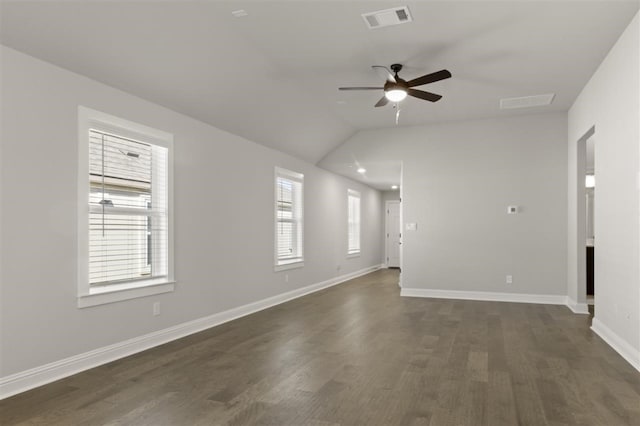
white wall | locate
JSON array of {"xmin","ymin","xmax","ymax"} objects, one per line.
[
  {"xmin": 321, "ymin": 113, "xmax": 568, "ymax": 296},
  {"xmin": 381, "ymin": 190, "xmax": 400, "ymax": 204},
  {"xmin": 568, "ymin": 13, "xmax": 639, "ymax": 366},
  {"xmin": 0, "ymin": 46, "xmax": 383, "ymax": 378}
]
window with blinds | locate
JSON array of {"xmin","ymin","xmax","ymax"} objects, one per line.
[
  {"xmin": 275, "ymin": 168, "xmax": 304, "ymax": 268},
  {"xmin": 89, "ymin": 129, "xmax": 168, "ymax": 287},
  {"xmin": 348, "ymin": 189, "xmax": 361, "ymax": 255}
]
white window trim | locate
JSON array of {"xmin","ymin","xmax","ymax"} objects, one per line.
[
  {"xmin": 274, "ymin": 260, "xmax": 305, "ymax": 272},
  {"xmin": 274, "ymin": 167, "xmax": 304, "ymax": 271},
  {"xmin": 77, "ymin": 106, "xmax": 175, "ymax": 308},
  {"xmin": 347, "ymin": 189, "xmax": 361, "ymax": 257}
]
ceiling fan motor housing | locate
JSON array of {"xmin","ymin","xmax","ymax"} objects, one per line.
[
  {"xmin": 390, "ymin": 63, "xmax": 403, "ymax": 74},
  {"xmin": 384, "ymin": 79, "xmax": 408, "ymax": 93},
  {"xmin": 385, "ymin": 64, "xmax": 407, "ymax": 93}
]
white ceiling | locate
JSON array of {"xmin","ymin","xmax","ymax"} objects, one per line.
[{"xmin": 1, "ymin": 1, "xmax": 638, "ymax": 189}]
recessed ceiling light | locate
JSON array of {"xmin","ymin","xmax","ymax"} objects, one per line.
[
  {"xmin": 231, "ymin": 9, "xmax": 248, "ymax": 18},
  {"xmin": 357, "ymin": 167, "xmax": 366, "ymax": 174},
  {"xmin": 391, "ymin": 185, "xmax": 398, "ymax": 189}
]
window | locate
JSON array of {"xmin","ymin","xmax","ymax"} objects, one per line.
[
  {"xmin": 78, "ymin": 107, "xmax": 173, "ymax": 307},
  {"xmin": 275, "ymin": 167, "xmax": 303, "ymax": 270},
  {"xmin": 348, "ymin": 189, "xmax": 361, "ymax": 255}
]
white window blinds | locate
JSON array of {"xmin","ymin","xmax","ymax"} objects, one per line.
[
  {"xmin": 275, "ymin": 168, "xmax": 303, "ymax": 266},
  {"xmin": 348, "ymin": 189, "xmax": 361, "ymax": 255},
  {"xmin": 89, "ymin": 130, "xmax": 168, "ymax": 286}
]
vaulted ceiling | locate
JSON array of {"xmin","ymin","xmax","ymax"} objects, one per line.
[{"xmin": 1, "ymin": 1, "xmax": 638, "ymax": 188}]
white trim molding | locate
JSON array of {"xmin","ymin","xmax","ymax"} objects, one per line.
[
  {"xmin": 591, "ymin": 318, "xmax": 640, "ymax": 372},
  {"xmin": 400, "ymin": 287, "xmax": 568, "ymax": 306},
  {"xmin": 0, "ymin": 264, "xmax": 383, "ymax": 400},
  {"xmin": 565, "ymin": 297, "xmax": 590, "ymax": 314}
]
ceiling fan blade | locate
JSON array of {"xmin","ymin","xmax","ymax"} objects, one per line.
[
  {"xmin": 374, "ymin": 96, "xmax": 389, "ymax": 107},
  {"xmin": 407, "ymin": 69, "xmax": 452, "ymax": 87},
  {"xmin": 372, "ymin": 65, "xmax": 396, "ymax": 83},
  {"xmin": 408, "ymin": 89, "xmax": 442, "ymax": 102},
  {"xmin": 339, "ymin": 87, "xmax": 383, "ymax": 91}
]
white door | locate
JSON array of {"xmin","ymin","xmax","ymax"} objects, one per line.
[{"xmin": 386, "ymin": 201, "xmax": 401, "ymax": 268}]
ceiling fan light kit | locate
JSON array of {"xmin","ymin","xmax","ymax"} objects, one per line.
[
  {"xmin": 385, "ymin": 89, "xmax": 407, "ymax": 102},
  {"xmin": 383, "ymin": 63, "xmax": 409, "ymax": 103},
  {"xmin": 339, "ymin": 63, "xmax": 451, "ymax": 108}
]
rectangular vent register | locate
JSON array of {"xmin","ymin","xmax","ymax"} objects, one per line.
[{"xmin": 362, "ymin": 6, "xmax": 412, "ymax": 29}]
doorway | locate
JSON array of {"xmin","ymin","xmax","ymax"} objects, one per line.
[
  {"xmin": 585, "ymin": 135, "xmax": 595, "ymax": 307},
  {"xmin": 573, "ymin": 126, "xmax": 594, "ymax": 316},
  {"xmin": 385, "ymin": 200, "xmax": 401, "ymax": 269}
]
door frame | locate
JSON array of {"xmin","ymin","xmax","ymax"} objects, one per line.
[{"xmin": 570, "ymin": 126, "xmax": 593, "ymax": 314}]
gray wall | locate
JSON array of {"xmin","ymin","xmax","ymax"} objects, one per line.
[
  {"xmin": 568, "ymin": 13, "xmax": 639, "ymax": 357},
  {"xmin": 0, "ymin": 46, "xmax": 383, "ymax": 377},
  {"xmin": 381, "ymin": 191, "xmax": 401, "ymax": 204},
  {"xmin": 321, "ymin": 113, "xmax": 568, "ymax": 295}
]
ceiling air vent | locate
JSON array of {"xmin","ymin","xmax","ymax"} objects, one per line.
[
  {"xmin": 362, "ymin": 6, "xmax": 412, "ymax": 29},
  {"xmin": 500, "ymin": 94, "xmax": 555, "ymax": 109}
]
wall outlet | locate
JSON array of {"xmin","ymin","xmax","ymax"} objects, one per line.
[
  {"xmin": 506, "ymin": 275, "xmax": 513, "ymax": 284},
  {"xmin": 337, "ymin": 264, "xmax": 341, "ymax": 272},
  {"xmin": 153, "ymin": 302, "xmax": 160, "ymax": 316},
  {"xmin": 285, "ymin": 274, "xmax": 289, "ymax": 283}
]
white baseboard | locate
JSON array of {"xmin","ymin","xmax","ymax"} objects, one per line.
[
  {"xmin": 400, "ymin": 287, "xmax": 567, "ymax": 305},
  {"xmin": 0, "ymin": 264, "xmax": 382, "ymax": 400},
  {"xmin": 591, "ymin": 317, "xmax": 640, "ymax": 372},
  {"xmin": 566, "ymin": 297, "xmax": 590, "ymax": 314}
]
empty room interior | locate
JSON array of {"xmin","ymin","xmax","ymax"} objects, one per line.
[{"xmin": 1, "ymin": 1, "xmax": 639, "ymax": 425}]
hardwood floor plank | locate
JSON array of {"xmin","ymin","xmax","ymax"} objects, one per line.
[
  {"xmin": 487, "ymin": 371, "xmax": 518, "ymax": 426},
  {"xmin": 467, "ymin": 351, "xmax": 489, "ymax": 383},
  {"xmin": 536, "ymin": 378, "xmax": 576, "ymax": 425}
]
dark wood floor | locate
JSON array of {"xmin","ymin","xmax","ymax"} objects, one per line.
[{"xmin": 2, "ymin": 269, "xmax": 639, "ymax": 425}]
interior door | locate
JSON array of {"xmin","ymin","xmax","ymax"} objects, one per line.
[{"xmin": 386, "ymin": 201, "xmax": 401, "ymax": 268}]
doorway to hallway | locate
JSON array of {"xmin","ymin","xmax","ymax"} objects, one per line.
[{"xmin": 385, "ymin": 200, "xmax": 401, "ymax": 269}]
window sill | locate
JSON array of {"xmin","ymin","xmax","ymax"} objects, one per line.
[
  {"xmin": 274, "ymin": 261, "xmax": 304, "ymax": 272},
  {"xmin": 78, "ymin": 279, "xmax": 175, "ymax": 308},
  {"xmin": 347, "ymin": 252, "xmax": 361, "ymax": 258}
]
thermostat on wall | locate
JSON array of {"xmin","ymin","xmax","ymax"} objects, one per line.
[{"xmin": 507, "ymin": 206, "xmax": 518, "ymax": 214}]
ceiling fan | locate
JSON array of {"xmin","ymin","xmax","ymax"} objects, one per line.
[{"xmin": 339, "ymin": 64, "xmax": 451, "ymax": 107}]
